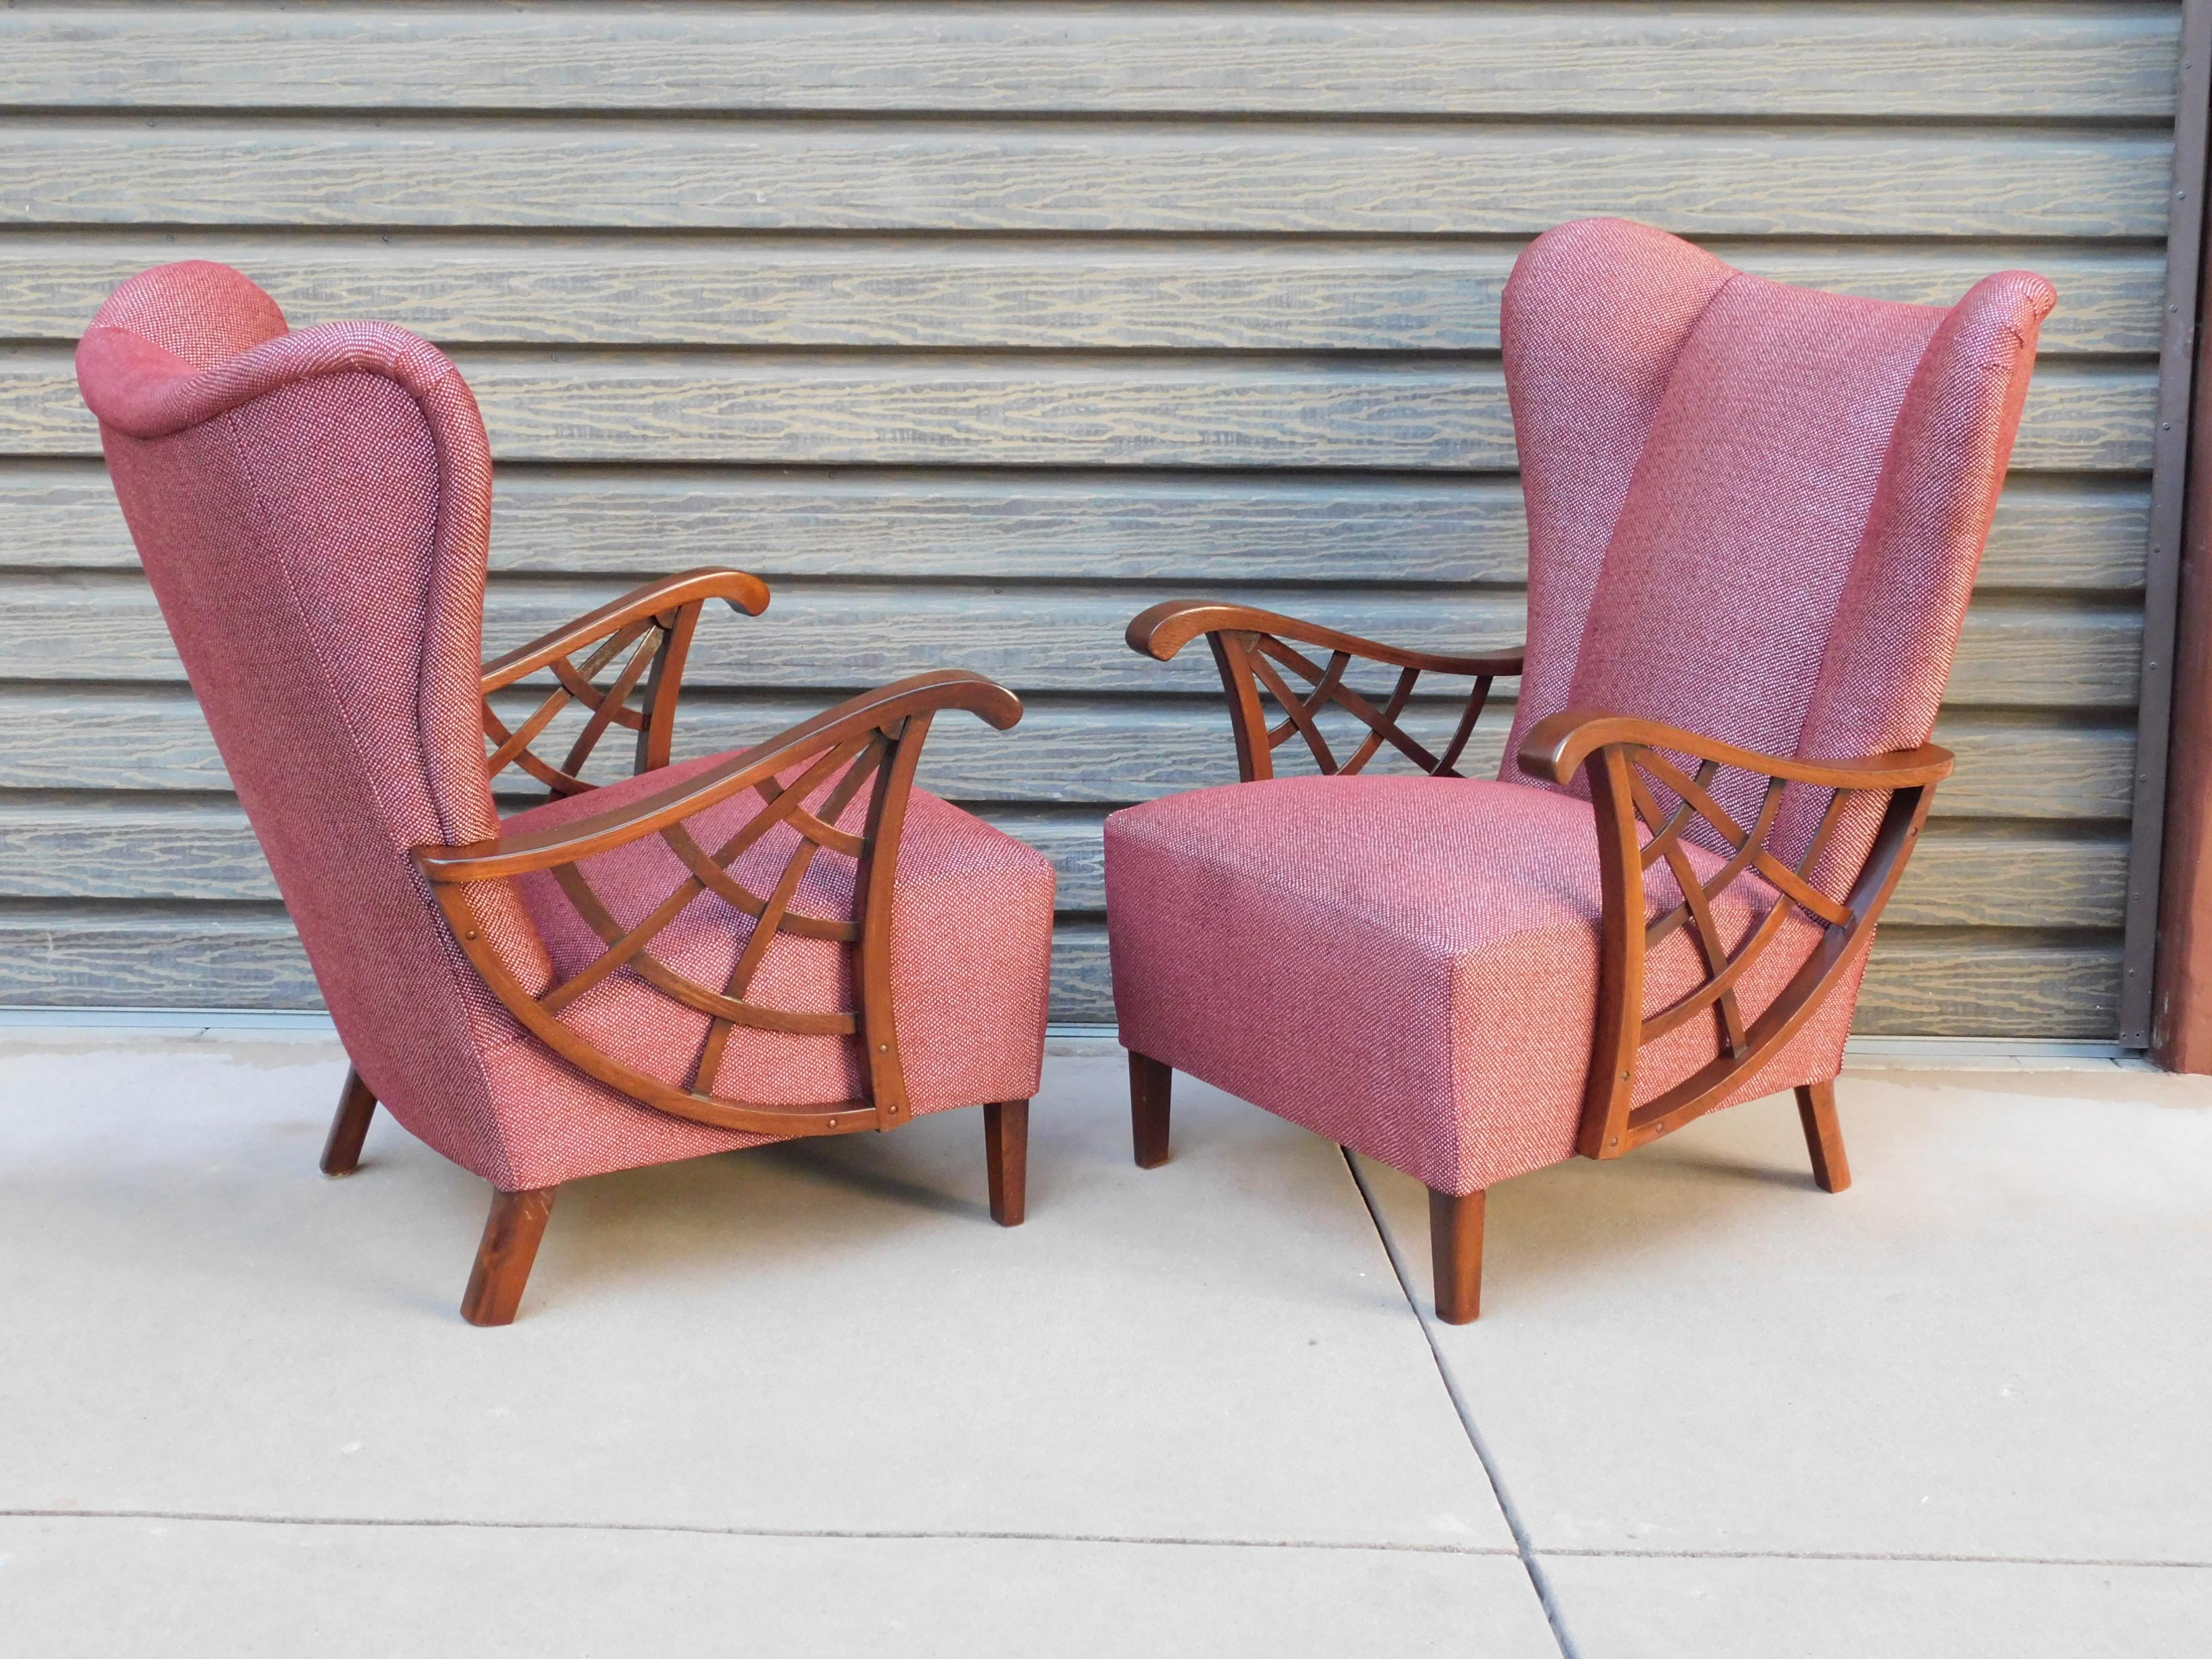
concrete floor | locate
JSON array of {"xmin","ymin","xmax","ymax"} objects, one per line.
[{"xmin": 0, "ymin": 1033, "xmax": 2205, "ymax": 1656}]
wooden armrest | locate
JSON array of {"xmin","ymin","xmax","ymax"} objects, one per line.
[
  {"xmin": 420, "ymin": 668, "xmax": 1021, "ymax": 1143},
  {"xmin": 1516, "ymin": 706, "xmax": 1950, "ymax": 1166},
  {"xmin": 424, "ymin": 670, "xmax": 1019, "ymax": 882},
  {"xmin": 480, "ymin": 567, "xmax": 775, "ymax": 790},
  {"xmin": 1126, "ymin": 599, "xmax": 1524, "ymax": 678},
  {"xmin": 482, "ymin": 567, "xmax": 771, "ymax": 691},
  {"xmin": 1515, "ymin": 710, "xmax": 1954, "ymax": 791},
  {"xmin": 1124, "ymin": 600, "xmax": 1520, "ymax": 783}
]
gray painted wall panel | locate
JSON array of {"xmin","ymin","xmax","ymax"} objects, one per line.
[{"xmin": 0, "ymin": 2, "xmax": 2180, "ymax": 1036}]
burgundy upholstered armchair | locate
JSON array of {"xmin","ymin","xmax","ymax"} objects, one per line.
[
  {"xmin": 77, "ymin": 263, "xmax": 1056, "ymax": 1324},
  {"xmin": 1106, "ymin": 218, "xmax": 2054, "ymax": 1322}
]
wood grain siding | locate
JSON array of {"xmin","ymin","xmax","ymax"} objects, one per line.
[
  {"xmin": 2, "ymin": 6, "xmax": 2178, "ymax": 117},
  {"xmin": 0, "ymin": 1, "xmax": 2180, "ymax": 1039}
]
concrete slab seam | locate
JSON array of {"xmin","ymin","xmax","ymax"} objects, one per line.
[
  {"xmin": 0, "ymin": 1508, "xmax": 1522, "ymax": 1557},
  {"xmin": 1343, "ymin": 1150, "xmax": 1584, "ymax": 1659},
  {"xmin": 1536, "ymin": 1545, "xmax": 2212, "ymax": 1570}
]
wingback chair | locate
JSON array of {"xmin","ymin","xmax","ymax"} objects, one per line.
[
  {"xmin": 1107, "ymin": 218, "xmax": 2054, "ymax": 1322},
  {"xmin": 77, "ymin": 263, "xmax": 1057, "ymax": 1324}
]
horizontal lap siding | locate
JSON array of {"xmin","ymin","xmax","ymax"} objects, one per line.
[{"xmin": 0, "ymin": 2, "xmax": 2181, "ymax": 1038}]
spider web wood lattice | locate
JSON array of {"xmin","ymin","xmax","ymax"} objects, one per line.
[
  {"xmin": 1218, "ymin": 628, "xmax": 1494, "ymax": 781},
  {"xmin": 483, "ymin": 614, "xmax": 680, "ymax": 797},
  {"xmin": 1619, "ymin": 746, "xmax": 1862, "ymax": 1067}
]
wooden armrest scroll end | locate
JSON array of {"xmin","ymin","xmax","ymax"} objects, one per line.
[
  {"xmin": 481, "ymin": 567, "xmax": 772, "ymax": 690},
  {"xmin": 1516, "ymin": 710, "xmax": 1954, "ymax": 791},
  {"xmin": 1125, "ymin": 598, "xmax": 1523, "ymax": 678}
]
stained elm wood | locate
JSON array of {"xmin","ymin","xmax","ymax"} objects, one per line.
[
  {"xmin": 1518, "ymin": 709, "xmax": 1947, "ymax": 1155},
  {"xmin": 983, "ymin": 1100, "xmax": 1029, "ymax": 1227},
  {"xmin": 0, "ymin": 346, "xmax": 2159, "ymax": 476},
  {"xmin": 1, "ymin": 461, "xmax": 2153, "ymax": 590},
  {"xmin": 0, "ymin": 121, "xmax": 2169, "ymax": 240},
  {"xmin": 1130, "ymin": 600, "xmax": 1523, "ymax": 680},
  {"xmin": 0, "ymin": 689, "xmax": 2141, "ymax": 822},
  {"xmin": 320, "ymin": 1067, "xmax": 377, "ymax": 1178},
  {"xmin": 1795, "ymin": 1081, "xmax": 1851, "ymax": 1194},
  {"xmin": 1130, "ymin": 1052, "xmax": 1172, "ymax": 1168},
  {"xmin": 420, "ymin": 670, "xmax": 1020, "ymax": 1137},
  {"xmin": 480, "ymin": 567, "xmax": 769, "ymax": 684},
  {"xmin": 460, "ymin": 1186, "xmax": 557, "ymax": 1328},
  {"xmin": 1520, "ymin": 715, "xmax": 1953, "ymax": 794},
  {"xmin": 1428, "ymin": 1188, "xmax": 1486, "ymax": 1326},
  {"xmin": 0, "ymin": 7, "xmax": 2177, "ymax": 117},
  {"xmin": 0, "ymin": 575, "xmax": 2148, "ymax": 712},
  {"xmin": 1147, "ymin": 609, "xmax": 1516, "ymax": 784},
  {"xmin": 0, "ymin": 237, "xmax": 2165, "ymax": 358},
  {"xmin": 476, "ymin": 567, "xmax": 773, "ymax": 797}
]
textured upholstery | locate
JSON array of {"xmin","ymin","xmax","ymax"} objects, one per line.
[
  {"xmin": 1110, "ymin": 219, "xmax": 2051, "ymax": 1193},
  {"xmin": 1107, "ymin": 777, "xmax": 1841, "ymax": 1193},
  {"xmin": 79, "ymin": 261, "xmax": 1052, "ymax": 1192}
]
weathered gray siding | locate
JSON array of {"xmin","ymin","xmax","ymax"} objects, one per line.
[{"xmin": 0, "ymin": 2, "xmax": 2183, "ymax": 1036}]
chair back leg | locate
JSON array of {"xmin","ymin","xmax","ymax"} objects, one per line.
[
  {"xmin": 1129, "ymin": 1051, "xmax": 1172, "ymax": 1168},
  {"xmin": 321, "ymin": 1067, "xmax": 377, "ymax": 1177},
  {"xmin": 1795, "ymin": 1081, "xmax": 1852, "ymax": 1193},
  {"xmin": 984, "ymin": 1099, "xmax": 1030, "ymax": 1226},
  {"xmin": 1428, "ymin": 1187, "xmax": 1487, "ymax": 1324},
  {"xmin": 461, "ymin": 1186, "xmax": 558, "ymax": 1326}
]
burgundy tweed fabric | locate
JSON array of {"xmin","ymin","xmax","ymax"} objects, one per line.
[
  {"xmin": 79, "ymin": 262, "xmax": 1052, "ymax": 1192},
  {"xmin": 1107, "ymin": 777, "xmax": 1841, "ymax": 1194},
  {"xmin": 1109, "ymin": 219, "xmax": 2052, "ymax": 1194}
]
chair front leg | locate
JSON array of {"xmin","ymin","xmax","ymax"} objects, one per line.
[
  {"xmin": 984, "ymin": 1100, "xmax": 1030, "ymax": 1226},
  {"xmin": 1428, "ymin": 1187, "xmax": 1486, "ymax": 1324},
  {"xmin": 462, "ymin": 1186, "xmax": 558, "ymax": 1326},
  {"xmin": 1129, "ymin": 1051, "xmax": 1172, "ymax": 1168},
  {"xmin": 1795, "ymin": 1081, "xmax": 1851, "ymax": 1193},
  {"xmin": 321, "ymin": 1067, "xmax": 377, "ymax": 1177}
]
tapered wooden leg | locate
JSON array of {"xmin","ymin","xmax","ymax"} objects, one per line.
[
  {"xmin": 984, "ymin": 1099, "xmax": 1029, "ymax": 1227},
  {"xmin": 320, "ymin": 1066, "xmax": 377, "ymax": 1177},
  {"xmin": 1428, "ymin": 1187, "xmax": 1486, "ymax": 1325},
  {"xmin": 460, "ymin": 1186, "xmax": 556, "ymax": 1327},
  {"xmin": 1130, "ymin": 1050, "xmax": 1172, "ymax": 1168},
  {"xmin": 1795, "ymin": 1080, "xmax": 1851, "ymax": 1193}
]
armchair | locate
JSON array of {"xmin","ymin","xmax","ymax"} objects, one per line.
[
  {"xmin": 1107, "ymin": 218, "xmax": 2053, "ymax": 1322},
  {"xmin": 78, "ymin": 262, "xmax": 1056, "ymax": 1324}
]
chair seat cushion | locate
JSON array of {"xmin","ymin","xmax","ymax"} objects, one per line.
[
  {"xmin": 1105, "ymin": 775, "xmax": 1849, "ymax": 1194},
  {"xmin": 499, "ymin": 750, "xmax": 1054, "ymax": 1120}
]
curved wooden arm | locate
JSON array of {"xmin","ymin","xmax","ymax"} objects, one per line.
[
  {"xmin": 1128, "ymin": 599, "xmax": 1525, "ymax": 678},
  {"xmin": 1516, "ymin": 710, "xmax": 1954, "ymax": 791},
  {"xmin": 1125, "ymin": 598, "xmax": 1523, "ymax": 783},
  {"xmin": 419, "ymin": 669, "xmax": 1023, "ymax": 1144},
  {"xmin": 425, "ymin": 671, "xmax": 1019, "ymax": 881},
  {"xmin": 480, "ymin": 567, "xmax": 773, "ymax": 793},
  {"xmin": 1519, "ymin": 707, "xmax": 1946, "ymax": 1164},
  {"xmin": 482, "ymin": 567, "xmax": 771, "ymax": 689}
]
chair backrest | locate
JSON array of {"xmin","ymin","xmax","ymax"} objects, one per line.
[
  {"xmin": 1498, "ymin": 218, "xmax": 2054, "ymax": 866},
  {"xmin": 78, "ymin": 264, "xmax": 543, "ymax": 1172}
]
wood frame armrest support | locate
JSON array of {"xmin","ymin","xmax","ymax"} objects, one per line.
[
  {"xmin": 1515, "ymin": 709, "xmax": 1951, "ymax": 1162},
  {"xmin": 420, "ymin": 670, "xmax": 1023, "ymax": 1141},
  {"xmin": 480, "ymin": 567, "xmax": 775, "ymax": 795},
  {"xmin": 1125, "ymin": 598, "xmax": 1525, "ymax": 782}
]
